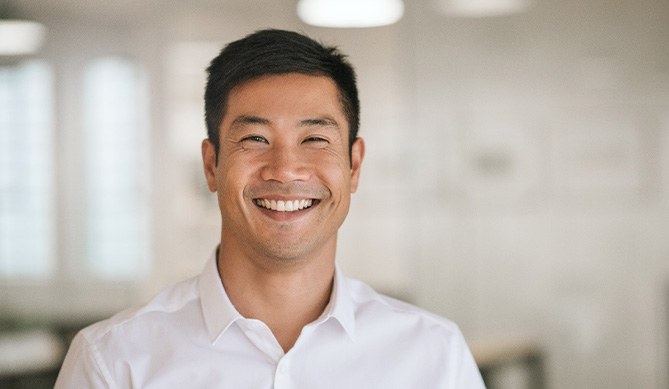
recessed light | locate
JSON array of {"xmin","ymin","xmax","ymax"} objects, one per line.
[
  {"xmin": 297, "ymin": 0, "xmax": 404, "ymax": 28},
  {"xmin": 0, "ymin": 20, "xmax": 46, "ymax": 56}
]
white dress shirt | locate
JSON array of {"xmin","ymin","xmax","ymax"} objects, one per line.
[{"xmin": 55, "ymin": 251, "xmax": 485, "ymax": 388}]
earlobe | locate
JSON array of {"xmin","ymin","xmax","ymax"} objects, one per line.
[
  {"xmin": 349, "ymin": 137, "xmax": 365, "ymax": 193},
  {"xmin": 201, "ymin": 139, "xmax": 218, "ymax": 193}
]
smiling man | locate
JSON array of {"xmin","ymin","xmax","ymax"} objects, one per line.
[{"xmin": 56, "ymin": 29, "xmax": 485, "ymax": 388}]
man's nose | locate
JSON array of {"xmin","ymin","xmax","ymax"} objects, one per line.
[{"xmin": 260, "ymin": 145, "xmax": 311, "ymax": 183}]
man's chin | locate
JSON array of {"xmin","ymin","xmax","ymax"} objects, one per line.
[
  {"xmin": 251, "ymin": 248, "xmax": 311, "ymax": 270},
  {"xmin": 245, "ymin": 237, "xmax": 332, "ymax": 270}
]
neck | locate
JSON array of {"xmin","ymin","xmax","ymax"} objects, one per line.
[{"xmin": 216, "ymin": 241, "xmax": 336, "ymax": 352}]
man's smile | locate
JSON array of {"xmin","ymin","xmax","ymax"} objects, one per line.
[
  {"xmin": 246, "ymin": 180, "xmax": 329, "ymax": 215},
  {"xmin": 253, "ymin": 198, "xmax": 316, "ymax": 212}
]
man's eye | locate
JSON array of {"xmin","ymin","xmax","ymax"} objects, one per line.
[
  {"xmin": 242, "ymin": 136, "xmax": 268, "ymax": 143},
  {"xmin": 304, "ymin": 137, "xmax": 328, "ymax": 143}
]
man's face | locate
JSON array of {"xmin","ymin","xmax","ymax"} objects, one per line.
[{"xmin": 202, "ymin": 73, "xmax": 364, "ymax": 266}]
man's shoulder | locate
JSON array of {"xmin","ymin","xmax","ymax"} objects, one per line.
[
  {"xmin": 77, "ymin": 275, "xmax": 201, "ymax": 345},
  {"xmin": 339, "ymin": 276, "xmax": 485, "ymax": 389},
  {"xmin": 343, "ymin": 275, "xmax": 461, "ymax": 337}
]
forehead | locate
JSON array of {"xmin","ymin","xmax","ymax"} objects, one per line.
[{"xmin": 224, "ymin": 73, "xmax": 347, "ymax": 125}]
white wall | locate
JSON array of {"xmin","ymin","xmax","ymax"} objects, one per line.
[{"xmin": 402, "ymin": 1, "xmax": 669, "ymax": 388}]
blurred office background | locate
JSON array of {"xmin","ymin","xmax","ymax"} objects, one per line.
[{"xmin": 1, "ymin": 0, "xmax": 668, "ymax": 388}]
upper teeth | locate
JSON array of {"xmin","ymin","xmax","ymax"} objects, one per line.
[{"xmin": 255, "ymin": 199, "xmax": 313, "ymax": 212}]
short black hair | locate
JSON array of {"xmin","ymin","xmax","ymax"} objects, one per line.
[{"xmin": 204, "ymin": 29, "xmax": 360, "ymax": 163}]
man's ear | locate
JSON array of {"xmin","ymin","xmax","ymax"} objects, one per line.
[
  {"xmin": 349, "ymin": 137, "xmax": 365, "ymax": 193},
  {"xmin": 201, "ymin": 139, "xmax": 218, "ymax": 193}
]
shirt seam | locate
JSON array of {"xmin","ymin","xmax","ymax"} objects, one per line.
[
  {"xmin": 86, "ymin": 279, "xmax": 201, "ymax": 344},
  {"xmin": 87, "ymin": 334, "xmax": 118, "ymax": 389},
  {"xmin": 352, "ymin": 286, "xmax": 460, "ymax": 337}
]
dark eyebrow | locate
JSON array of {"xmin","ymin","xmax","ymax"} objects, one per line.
[
  {"xmin": 229, "ymin": 115, "xmax": 340, "ymax": 133},
  {"xmin": 230, "ymin": 115, "xmax": 271, "ymax": 128},
  {"xmin": 299, "ymin": 117, "xmax": 339, "ymax": 128}
]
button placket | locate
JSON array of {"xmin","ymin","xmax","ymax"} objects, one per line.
[{"xmin": 273, "ymin": 356, "xmax": 292, "ymax": 389}]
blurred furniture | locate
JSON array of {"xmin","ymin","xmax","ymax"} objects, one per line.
[
  {"xmin": 0, "ymin": 329, "xmax": 64, "ymax": 389},
  {"xmin": 0, "ymin": 317, "xmax": 100, "ymax": 389}
]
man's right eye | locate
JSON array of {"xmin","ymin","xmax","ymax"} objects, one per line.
[{"xmin": 241, "ymin": 135, "xmax": 268, "ymax": 143}]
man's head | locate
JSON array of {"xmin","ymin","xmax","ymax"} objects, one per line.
[
  {"xmin": 201, "ymin": 30, "xmax": 365, "ymax": 266},
  {"xmin": 205, "ymin": 29, "xmax": 360, "ymax": 163}
]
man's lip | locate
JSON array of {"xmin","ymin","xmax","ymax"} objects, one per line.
[{"xmin": 245, "ymin": 182, "xmax": 329, "ymax": 201}]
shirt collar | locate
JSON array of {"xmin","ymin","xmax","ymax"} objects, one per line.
[
  {"xmin": 199, "ymin": 248, "xmax": 356, "ymax": 344},
  {"xmin": 318, "ymin": 265, "xmax": 356, "ymax": 340},
  {"xmin": 199, "ymin": 250, "xmax": 243, "ymax": 344}
]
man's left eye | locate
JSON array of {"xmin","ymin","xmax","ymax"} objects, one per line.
[{"xmin": 304, "ymin": 137, "xmax": 328, "ymax": 143}]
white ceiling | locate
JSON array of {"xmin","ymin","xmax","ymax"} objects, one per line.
[
  {"xmin": 10, "ymin": 0, "xmax": 298, "ymax": 26},
  {"xmin": 6, "ymin": 0, "xmax": 669, "ymax": 75}
]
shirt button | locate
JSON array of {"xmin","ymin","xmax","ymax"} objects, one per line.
[{"xmin": 278, "ymin": 362, "xmax": 288, "ymax": 374}]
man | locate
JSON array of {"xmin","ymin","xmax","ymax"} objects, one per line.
[{"xmin": 56, "ymin": 29, "xmax": 485, "ymax": 388}]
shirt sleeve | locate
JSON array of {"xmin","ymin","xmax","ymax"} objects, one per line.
[
  {"xmin": 55, "ymin": 331, "xmax": 114, "ymax": 389},
  {"xmin": 448, "ymin": 327, "xmax": 487, "ymax": 389},
  {"xmin": 457, "ymin": 342, "xmax": 487, "ymax": 388}
]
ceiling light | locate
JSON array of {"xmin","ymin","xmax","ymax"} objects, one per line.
[
  {"xmin": 0, "ymin": 20, "xmax": 46, "ymax": 56},
  {"xmin": 297, "ymin": 0, "xmax": 404, "ymax": 28},
  {"xmin": 437, "ymin": 0, "xmax": 530, "ymax": 17}
]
